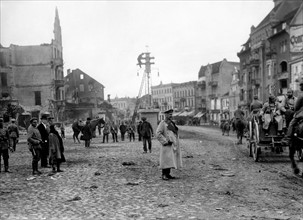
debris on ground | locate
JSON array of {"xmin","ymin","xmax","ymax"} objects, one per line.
[
  {"xmin": 67, "ymin": 196, "xmax": 82, "ymax": 202},
  {"xmin": 122, "ymin": 161, "xmax": 136, "ymax": 166},
  {"xmin": 94, "ymin": 171, "xmax": 101, "ymax": 175}
]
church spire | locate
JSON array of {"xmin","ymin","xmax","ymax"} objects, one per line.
[{"xmin": 53, "ymin": 7, "xmax": 62, "ymax": 46}]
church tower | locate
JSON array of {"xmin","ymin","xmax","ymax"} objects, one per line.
[{"xmin": 52, "ymin": 7, "xmax": 63, "ymax": 60}]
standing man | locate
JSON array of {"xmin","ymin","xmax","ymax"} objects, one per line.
[
  {"xmin": 37, "ymin": 114, "xmax": 50, "ymax": 168},
  {"xmin": 7, "ymin": 118, "xmax": 19, "ymax": 152},
  {"xmin": 119, "ymin": 122, "xmax": 127, "ymax": 141},
  {"xmin": 140, "ymin": 117, "xmax": 154, "ymax": 153},
  {"xmin": 27, "ymin": 117, "xmax": 43, "ymax": 175},
  {"xmin": 102, "ymin": 122, "xmax": 110, "ymax": 143},
  {"xmin": 127, "ymin": 123, "xmax": 135, "ymax": 142},
  {"xmin": 0, "ymin": 117, "xmax": 12, "ymax": 173},
  {"xmin": 110, "ymin": 122, "xmax": 118, "ymax": 142},
  {"xmin": 282, "ymin": 79, "xmax": 303, "ymax": 145},
  {"xmin": 82, "ymin": 117, "xmax": 92, "ymax": 148},
  {"xmin": 156, "ymin": 109, "xmax": 182, "ymax": 180},
  {"xmin": 137, "ymin": 121, "xmax": 143, "ymax": 141},
  {"xmin": 285, "ymin": 89, "xmax": 297, "ymax": 127}
]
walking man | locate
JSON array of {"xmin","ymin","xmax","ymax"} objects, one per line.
[
  {"xmin": 0, "ymin": 117, "xmax": 12, "ymax": 173},
  {"xmin": 7, "ymin": 118, "xmax": 19, "ymax": 152},
  {"xmin": 37, "ymin": 114, "xmax": 50, "ymax": 168},
  {"xmin": 140, "ymin": 117, "xmax": 154, "ymax": 153},
  {"xmin": 156, "ymin": 109, "xmax": 183, "ymax": 180},
  {"xmin": 27, "ymin": 117, "xmax": 43, "ymax": 175}
]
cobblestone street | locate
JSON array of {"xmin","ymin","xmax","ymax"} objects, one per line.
[{"xmin": 1, "ymin": 126, "xmax": 303, "ymax": 220}]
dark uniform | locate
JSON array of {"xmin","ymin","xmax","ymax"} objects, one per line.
[
  {"xmin": 140, "ymin": 117, "xmax": 154, "ymax": 153},
  {"xmin": 7, "ymin": 119, "xmax": 19, "ymax": 152},
  {"xmin": 37, "ymin": 115, "xmax": 50, "ymax": 168},
  {"xmin": 0, "ymin": 118, "xmax": 11, "ymax": 172}
]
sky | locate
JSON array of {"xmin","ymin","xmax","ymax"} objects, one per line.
[{"xmin": 0, "ymin": 0, "xmax": 274, "ymax": 98}]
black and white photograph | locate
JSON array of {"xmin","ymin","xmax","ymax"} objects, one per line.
[{"xmin": 0, "ymin": 0, "xmax": 303, "ymax": 219}]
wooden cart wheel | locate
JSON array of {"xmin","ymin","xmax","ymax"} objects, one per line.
[
  {"xmin": 252, "ymin": 122, "xmax": 260, "ymax": 162},
  {"xmin": 248, "ymin": 121, "xmax": 253, "ymax": 157}
]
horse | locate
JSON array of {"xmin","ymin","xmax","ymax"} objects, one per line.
[
  {"xmin": 220, "ymin": 120, "xmax": 231, "ymax": 136},
  {"xmin": 89, "ymin": 118, "xmax": 105, "ymax": 138},
  {"xmin": 289, "ymin": 119, "xmax": 303, "ymax": 177},
  {"xmin": 72, "ymin": 120, "xmax": 84, "ymax": 143},
  {"xmin": 234, "ymin": 117, "xmax": 246, "ymax": 144}
]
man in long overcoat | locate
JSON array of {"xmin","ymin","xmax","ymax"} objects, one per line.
[
  {"xmin": 37, "ymin": 114, "xmax": 50, "ymax": 168},
  {"xmin": 156, "ymin": 109, "xmax": 182, "ymax": 180}
]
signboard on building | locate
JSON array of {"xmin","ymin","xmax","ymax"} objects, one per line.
[{"xmin": 290, "ymin": 25, "xmax": 303, "ymax": 53}]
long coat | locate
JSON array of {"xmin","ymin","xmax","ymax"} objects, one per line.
[
  {"xmin": 156, "ymin": 120, "xmax": 182, "ymax": 169},
  {"xmin": 49, "ymin": 133, "xmax": 65, "ymax": 164}
]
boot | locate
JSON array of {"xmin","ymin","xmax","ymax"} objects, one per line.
[
  {"xmin": 4, "ymin": 166, "xmax": 11, "ymax": 173},
  {"xmin": 32, "ymin": 162, "xmax": 42, "ymax": 175},
  {"xmin": 57, "ymin": 163, "xmax": 63, "ymax": 172},
  {"xmin": 166, "ymin": 169, "xmax": 175, "ymax": 179}
]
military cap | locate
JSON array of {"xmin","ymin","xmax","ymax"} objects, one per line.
[
  {"xmin": 86, "ymin": 117, "xmax": 91, "ymax": 121},
  {"xmin": 11, "ymin": 118, "xmax": 16, "ymax": 122},
  {"xmin": 141, "ymin": 117, "xmax": 147, "ymax": 121}
]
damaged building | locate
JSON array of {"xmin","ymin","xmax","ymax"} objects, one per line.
[{"xmin": 0, "ymin": 8, "xmax": 64, "ymax": 126}]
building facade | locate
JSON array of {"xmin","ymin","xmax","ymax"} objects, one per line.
[
  {"xmin": 238, "ymin": 0, "xmax": 302, "ymax": 110},
  {"xmin": 65, "ymin": 68, "xmax": 105, "ymax": 120},
  {"xmin": 198, "ymin": 59, "xmax": 239, "ymax": 123},
  {"xmin": 151, "ymin": 82, "xmax": 175, "ymax": 120},
  {"xmin": 0, "ymin": 8, "xmax": 65, "ymax": 122}
]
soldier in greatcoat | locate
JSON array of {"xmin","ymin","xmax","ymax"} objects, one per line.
[
  {"xmin": 156, "ymin": 109, "xmax": 183, "ymax": 180},
  {"xmin": 7, "ymin": 118, "xmax": 19, "ymax": 152}
]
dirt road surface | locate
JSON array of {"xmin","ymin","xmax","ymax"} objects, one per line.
[{"xmin": 0, "ymin": 125, "xmax": 302, "ymax": 220}]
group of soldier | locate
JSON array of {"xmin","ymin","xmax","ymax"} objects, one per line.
[
  {"xmin": 0, "ymin": 113, "xmax": 66, "ymax": 175},
  {"xmin": 232, "ymin": 78, "xmax": 303, "ymax": 145},
  {"xmin": 71, "ymin": 117, "xmax": 155, "ymax": 153}
]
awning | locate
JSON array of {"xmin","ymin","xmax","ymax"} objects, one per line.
[
  {"xmin": 193, "ymin": 112, "xmax": 205, "ymax": 118},
  {"xmin": 179, "ymin": 110, "xmax": 195, "ymax": 117},
  {"xmin": 173, "ymin": 112, "xmax": 183, "ymax": 117},
  {"xmin": 172, "ymin": 112, "xmax": 182, "ymax": 117}
]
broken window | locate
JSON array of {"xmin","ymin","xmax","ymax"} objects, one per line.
[{"xmin": 34, "ymin": 91, "xmax": 41, "ymax": 105}]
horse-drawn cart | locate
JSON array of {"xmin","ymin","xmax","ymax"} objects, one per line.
[{"xmin": 247, "ymin": 116, "xmax": 285, "ymax": 162}]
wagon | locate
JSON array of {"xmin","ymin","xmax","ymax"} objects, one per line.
[{"xmin": 247, "ymin": 115, "xmax": 285, "ymax": 162}]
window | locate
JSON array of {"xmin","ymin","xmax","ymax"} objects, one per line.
[
  {"xmin": 34, "ymin": 91, "xmax": 41, "ymax": 105},
  {"xmin": 280, "ymin": 61, "xmax": 288, "ymax": 73},
  {"xmin": 1, "ymin": 72, "xmax": 7, "ymax": 86},
  {"xmin": 80, "ymin": 74, "xmax": 84, "ymax": 80},
  {"xmin": 79, "ymin": 84, "xmax": 84, "ymax": 92}
]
